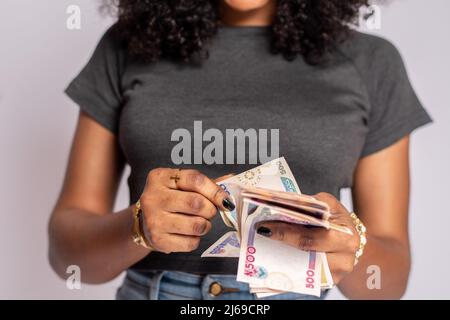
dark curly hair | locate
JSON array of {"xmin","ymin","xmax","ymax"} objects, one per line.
[{"xmin": 106, "ymin": 0, "xmax": 371, "ymax": 65}]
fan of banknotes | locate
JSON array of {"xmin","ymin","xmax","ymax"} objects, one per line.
[{"xmin": 201, "ymin": 157, "xmax": 352, "ymax": 298}]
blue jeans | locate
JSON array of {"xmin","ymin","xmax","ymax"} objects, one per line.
[{"xmin": 116, "ymin": 270, "xmax": 327, "ymax": 300}]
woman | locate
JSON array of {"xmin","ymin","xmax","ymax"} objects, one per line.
[{"xmin": 48, "ymin": 0, "xmax": 431, "ymax": 300}]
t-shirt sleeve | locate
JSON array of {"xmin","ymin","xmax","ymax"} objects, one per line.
[
  {"xmin": 65, "ymin": 25, "xmax": 125, "ymax": 134},
  {"xmin": 360, "ymin": 39, "xmax": 432, "ymax": 157}
]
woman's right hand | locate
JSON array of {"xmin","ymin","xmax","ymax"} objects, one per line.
[{"xmin": 138, "ymin": 168, "xmax": 235, "ymax": 254}]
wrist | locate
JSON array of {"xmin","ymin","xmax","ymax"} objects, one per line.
[{"xmin": 350, "ymin": 212, "xmax": 367, "ymax": 266}]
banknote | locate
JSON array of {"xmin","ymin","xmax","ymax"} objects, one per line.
[
  {"xmin": 251, "ymin": 258, "xmax": 333, "ymax": 298},
  {"xmin": 201, "ymin": 231, "xmax": 240, "ymax": 258},
  {"xmin": 201, "ymin": 157, "xmax": 335, "ymax": 297},
  {"xmin": 249, "ymin": 253, "xmax": 333, "ymax": 292},
  {"xmin": 241, "ymin": 186, "xmax": 330, "ymax": 219},
  {"xmin": 240, "ymin": 195, "xmax": 352, "ymax": 235},
  {"xmin": 217, "ymin": 157, "xmax": 301, "ymax": 230},
  {"xmin": 237, "ymin": 197, "xmax": 335, "ymax": 295},
  {"xmin": 202, "ymin": 231, "xmax": 334, "ymax": 291},
  {"xmin": 236, "ymin": 203, "xmax": 322, "ymax": 297},
  {"xmin": 319, "ymin": 252, "xmax": 334, "ymax": 289}
]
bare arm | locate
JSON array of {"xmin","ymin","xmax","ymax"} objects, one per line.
[
  {"xmin": 48, "ymin": 111, "xmax": 233, "ymax": 284},
  {"xmin": 257, "ymin": 136, "xmax": 411, "ymax": 299},
  {"xmin": 48, "ymin": 112, "xmax": 149, "ymax": 284},
  {"xmin": 338, "ymin": 137, "xmax": 411, "ymax": 299}
]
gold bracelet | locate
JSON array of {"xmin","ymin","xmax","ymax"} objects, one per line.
[
  {"xmin": 132, "ymin": 200, "xmax": 154, "ymax": 250},
  {"xmin": 350, "ymin": 212, "xmax": 367, "ymax": 266}
]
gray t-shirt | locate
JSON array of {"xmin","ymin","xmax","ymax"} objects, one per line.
[{"xmin": 65, "ymin": 25, "xmax": 431, "ymax": 274}]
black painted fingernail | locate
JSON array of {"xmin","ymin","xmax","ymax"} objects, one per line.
[
  {"xmin": 257, "ymin": 227, "xmax": 272, "ymax": 237},
  {"xmin": 222, "ymin": 198, "xmax": 235, "ymax": 211}
]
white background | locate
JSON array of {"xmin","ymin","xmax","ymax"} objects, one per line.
[{"xmin": 0, "ymin": 0, "xmax": 449, "ymax": 299}]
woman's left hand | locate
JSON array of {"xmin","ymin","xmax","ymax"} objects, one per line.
[{"xmin": 255, "ymin": 192, "xmax": 361, "ymax": 285}]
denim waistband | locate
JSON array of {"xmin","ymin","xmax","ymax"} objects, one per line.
[{"xmin": 117, "ymin": 270, "xmax": 327, "ymax": 300}]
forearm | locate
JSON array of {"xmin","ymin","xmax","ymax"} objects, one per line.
[
  {"xmin": 48, "ymin": 206, "xmax": 150, "ymax": 284},
  {"xmin": 338, "ymin": 234, "xmax": 410, "ymax": 299}
]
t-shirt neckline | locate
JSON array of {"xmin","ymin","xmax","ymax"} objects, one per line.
[{"xmin": 218, "ymin": 25, "xmax": 271, "ymax": 37}]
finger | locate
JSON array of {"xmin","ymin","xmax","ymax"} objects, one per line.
[
  {"xmin": 323, "ymin": 253, "xmax": 341, "ymax": 284},
  {"xmin": 256, "ymin": 222, "xmax": 329, "ymax": 251},
  {"xmin": 256, "ymin": 222, "xmax": 349, "ymax": 252},
  {"xmin": 313, "ymin": 192, "xmax": 341, "ymax": 214},
  {"xmin": 313, "ymin": 193, "xmax": 351, "ymax": 224},
  {"xmin": 161, "ymin": 189, "xmax": 217, "ymax": 219},
  {"xmin": 175, "ymin": 169, "xmax": 235, "ymax": 212},
  {"xmin": 326, "ymin": 253, "xmax": 355, "ymax": 276},
  {"xmin": 157, "ymin": 212, "xmax": 212, "ymax": 236},
  {"xmin": 147, "ymin": 169, "xmax": 234, "ymax": 211},
  {"xmin": 152, "ymin": 233, "xmax": 202, "ymax": 254},
  {"xmin": 147, "ymin": 168, "xmax": 181, "ymax": 188}
]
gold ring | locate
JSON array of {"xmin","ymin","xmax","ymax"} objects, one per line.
[{"xmin": 170, "ymin": 169, "xmax": 182, "ymax": 187}]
